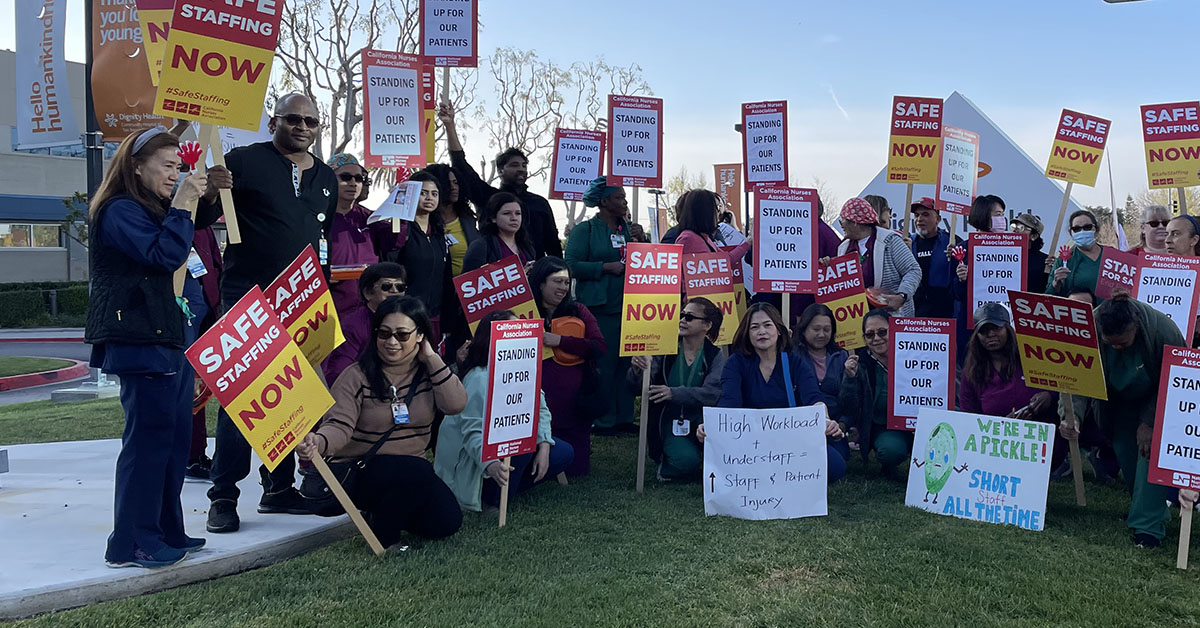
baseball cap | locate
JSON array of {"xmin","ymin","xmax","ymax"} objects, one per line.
[
  {"xmin": 973, "ymin": 302, "xmax": 1012, "ymax": 330},
  {"xmin": 911, "ymin": 197, "xmax": 936, "ymax": 211}
]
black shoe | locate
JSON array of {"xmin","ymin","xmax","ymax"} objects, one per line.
[
  {"xmin": 169, "ymin": 536, "xmax": 206, "ymax": 554},
  {"xmin": 185, "ymin": 455, "xmax": 212, "ymax": 482},
  {"xmin": 592, "ymin": 425, "xmax": 622, "ymax": 436},
  {"xmin": 1134, "ymin": 533, "xmax": 1162, "ymax": 549},
  {"xmin": 206, "ymin": 499, "xmax": 240, "ymax": 533},
  {"xmin": 618, "ymin": 423, "xmax": 641, "ymax": 434},
  {"xmin": 1087, "ymin": 449, "xmax": 1115, "ymax": 482},
  {"xmin": 258, "ymin": 487, "xmax": 314, "ymax": 514},
  {"xmin": 1049, "ymin": 458, "xmax": 1071, "ymax": 481},
  {"xmin": 105, "ymin": 545, "xmax": 188, "ymax": 569}
]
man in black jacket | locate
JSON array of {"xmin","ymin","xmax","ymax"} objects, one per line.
[{"xmin": 438, "ymin": 103, "xmax": 563, "ymax": 259}]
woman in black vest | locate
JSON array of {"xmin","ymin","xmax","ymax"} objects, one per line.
[{"xmin": 85, "ymin": 126, "xmax": 206, "ymax": 568}]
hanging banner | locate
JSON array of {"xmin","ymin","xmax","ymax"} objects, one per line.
[
  {"xmin": 419, "ymin": 0, "xmax": 478, "ymax": 67},
  {"xmin": 702, "ymin": 405, "xmax": 829, "ymax": 520},
  {"xmin": 1135, "ymin": 253, "xmax": 1200, "ymax": 342},
  {"xmin": 134, "ymin": 0, "xmax": 173, "ymax": 85},
  {"xmin": 1045, "ymin": 109, "xmax": 1111, "ymax": 187},
  {"xmin": 153, "ymin": 0, "xmax": 282, "ymax": 131},
  {"xmin": 888, "ymin": 318, "xmax": 956, "ymax": 431},
  {"xmin": 816, "ymin": 253, "xmax": 869, "ymax": 351},
  {"xmin": 905, "ymin": 408, "xmax": 1054, "ymax": 532},
  {"xmin": 741, "ymin": 101, "xmax": 788, "ymax": 190},
  {"xmin": 482, "ymin": 319, "xmax": 543, "ymax": 462},
  {"xmin": 1141, "ymin": 101, "xmax": 1200, "ymax": 189},
  {"xmin": 1095, "ymin": 247, "xmax": 1139, "ymax": 300},
  {"xmin": 967, "ymin": 232, "xmax": 1028, "ymax": 324},
  {"xmin": 1008, "ymin": 291, "xmax": 1107, "ymax": 400},
  {"xmin": 15, "ymin": 0, "xmax": 79, "ymax": 149},
  {"xmin": 453, "ymin": 256, "xmax": 539, "ymax": 333},
  {"xmin": 620, "ymin": 243, "xmax": 683, "ymax": 356},
  {"xmin": 607, "ymin": 95, "xmax": 664, "ymax": 188},
  {"xmin": 264, "ymin": 245, "xmax": 345, "ymax": 367},
  {"xmin": 934, "ymin": 126, "xmax": 980, "ymax": 215},
  {"xmin": 186, "ymin": 287, "xmax": 334, "ymax": 471},
  {"xmin": 92, "ymin": 0, "xmax": 167, "ymax": 140},
  {"xmin": 549, "ymin": 128, "xmax": 607, "ymax": 200},
  {"xmin": 362, "ymin": 49, "xmax": 426, "ymax": 169},
  {"xmin": 1149, "ymin": 346, "xmax": 1200, "ymax": 491},
  {"xmin": 714, "ymin": 163, "xmax": 743, "ymax": 229},
  {"xmin": 886, "ymin": 96, "xmax": 943, "ymax": 185},
  {"xmin": 683, "ymin": 253, "xmax": 737, "ymax": 345},
  {"xmin": 753, "ymin": 187, "xmax": 818, "ymax": 294}
]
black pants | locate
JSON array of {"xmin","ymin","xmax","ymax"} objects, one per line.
[
  {"xmin": 207, "ymin": 406, "xmax": 297, "ymax": 503},
  {"xmin": 351, "ymin": 455, "xmax": 462, "ymax": 547}
]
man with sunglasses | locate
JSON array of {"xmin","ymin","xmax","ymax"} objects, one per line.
[{"xmin": 195, "ymin": 92, "xmax": 339, "ymax": 534}]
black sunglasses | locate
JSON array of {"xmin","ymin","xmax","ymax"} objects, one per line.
[
  {"xmin": 1070, "ymin": 224, "xmax": 1097, "ymax": 233},
  {"xmin": 680, "ymin": 312, "xmax": 706, "ymax": 323},
  {"xmin": 1145, "ymin": 220, "xmax": 1169, "ymax": 228},
  {"xmin": 338, "ymin": 173, "xmax": 366, "ymax": 183},
  {"xmin": 377, "ymin": 281, "xmax": 406, "ymax": 293},
  {"xmin": 276, "ymin": 114, "xmax": 321, "ymax": 128},
  {"xmin": 863, "ymin": 329, "xmax": 888, "ymax": 340},
  {"xmin": 375, "ymin": 327, "xmax": 416, "ymax": 343}
]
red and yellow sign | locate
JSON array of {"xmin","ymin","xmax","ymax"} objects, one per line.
[
  {"xmin": 621, "ymin": 243, "xmax": 683, "ymax": 356},
  {"xmin": 886, "ymin": 96, "xmax": 943, "ymax": 185},
  {"xmin": 1009, "ymin": 291, "xmax": 1107, "ymax": 400},
  {"xmin": 1141, "ymin": 101, "xmax": 1200, "ymax": 189},
  {"xmin": 816, "ymin": 253, "xmax": 868, "ymax": 350},
  {"xmin": 265, "ymin": 246, "xmax": 344, "ymax": 367},
  {"xmin": 722, "ymin": 245, "xmax": 748, "ymax": 321},
  {"xmin": 684, "ymin": 253, "xmax": 736, "ymax": 345},
  {"xmin": 153, "ymin": 0, "xmax": 281, "ymax": 130},
  {"xmin": 135, "ymin": 0, "xmax": 173, "ymax": 85},
  {"xmin": 187, "ymin": 287, "xmax": 334, "ymax": 471},
  {"xmin": 453, "ymin": 256, "xmax": 538, "ymax": 332},
  {"xmin": 1045, "ymin": 109, "xmax": 1110, "ymax": 187}
]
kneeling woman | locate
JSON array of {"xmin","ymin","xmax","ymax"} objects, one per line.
[
  {"xmin": 839, "ymin": 309, "xmax": 909, "ymax": 477},
  {"xmin": 700, "ymin": 303, "xmax": 847, "ymax": 483},
  {"xmin": 628, "ymin": 297, "xmax": 727, "ymax": 481},
  {"xmin": 297, "ymin": 297, "xmax": 465, "ymax": 545},
  {"xmin": 435, "ymin": 310, "xmax": 574, "ymax": 511}
]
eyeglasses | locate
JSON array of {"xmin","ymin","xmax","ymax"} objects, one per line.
[
  {"xmin": 377, "ymin": 282, "xmax": 406, "ymax": 293},
  {"xmin": 338, "ymin": 173, "xmax": 365, "ymax": 183},
  {"xmin": 375, "ymin": 327, "xmax": 416, "ymax": 343},
  {"xmin": 863, "ymin": 330, "xmax": 888, "ymax": 340},
  {"xmin": 1145, "ymin": 220, "xmax": 1169, "ymax": 228},
  {"xmin": 276, "ymin": 114, "xmax": 321, "ymax": 128},
  {"xmin": 680, "ymin": 312, "xmax": 706, "ymax": 323},
  {"xmin": 1070, "ymin": 224, "xmax": 1097, "ymax": 233}
]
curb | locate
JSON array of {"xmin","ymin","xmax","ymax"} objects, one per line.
[
  {"xmin": 0, "ymin": 337, "xmax": 84, "ymax": 343},
  {"xmin": 0, "ymin": 359, "xmax": 89, "ymax": 392}
]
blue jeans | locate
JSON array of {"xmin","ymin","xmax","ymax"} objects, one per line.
[
  {"xmin": 482, "ymin": 440, "xmax": 575, "ymax": 506},
  {"xmin": 827, "ymin": 438, "xmax": 849, "ymax": 484}
]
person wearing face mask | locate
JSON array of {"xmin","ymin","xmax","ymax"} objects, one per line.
[
  {"xmin": 322, "ymin": 262, "xmax": 408, "ymax": 383},
  {"xmin": 836, "ymin": 198, "xmax": 922, "ymax": 317},
  {"xmin": 297, "ymin": 296, "xmax": 464, "ymax": 544},
  {"xmin": 439, "ymin": 103, "xmax": 561, "ymax": 259},
  {"xmin": 379, "ymin": 170, "xmax": 451, "ymax": 339},
  {"xmin": 966, "ymin": 194, "xmax": 1008, "ymax": 233},
  {"xmin": 909, "ymin": 197, "xmax": 963, "ymax": 319},
  {"xmin": 325, "ymin": 153, "xmax": 378, "ymax": 317},
  {"xmin": 462, "ymin": 192, "xmax": 536, "ymax": 272},
  {"xmin": 790, "ymin": 304, "xmax": 852, "ymax": 457},
  {"xmin": 1047, "ymin": 210, "xmax": 1105, "ymax": 302},
  {"xmin": 628, "ymin": 297, "xmax": 727, "ymax": 482},
  {"xmin": 700, "ymin": 303, "xmax": 847, "ymax": 483},
  {"xmin": 565, "ymin": 177, "xmax": 637, "ymax": 435},
  {"xmin": 839, "ymin": 310, "xmax": 911, "ymax": 477},
  {"xmin": 1010, "ymin": 213, "xmax": 1049, "ymax": 293}
]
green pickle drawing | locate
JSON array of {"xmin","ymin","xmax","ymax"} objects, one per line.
[{"xmin": 912, "ymin": 422, "xmax": 968, "ymax": 504}]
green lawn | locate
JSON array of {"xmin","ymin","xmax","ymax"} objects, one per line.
[
  {"xmin": 0, "ymin": 356, "xmax": 73, "ymax": 378},
  {"xmin": 5, "ymin": 399, "xmax": 1200, "ymax": 627}
]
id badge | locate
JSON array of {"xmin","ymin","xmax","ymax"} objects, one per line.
[
  {"xmin": 672, "ymin": 419, "xmax": 690, "ymax": 437},
  {"xmin": 391, "ymin": 402, "xmax": 410, "ymax": 425},
  {"xmin": 319, "ymin": 237, "xmax": 329, "ymax": 265},
  {"xmin": 185, "ymin": 248, "xmax": 208, "ymax": 278},
  {"xmin": 610, "ymin": 233, "xmax": 626, "ymax": 249},
  {"xmin": 445, "ymin": 233, "xmax": 460, "ymax": 246}
]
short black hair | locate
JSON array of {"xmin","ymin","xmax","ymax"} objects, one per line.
[
  {"xmin": 495, "ymin": 147, "xmax": 527, "ymax": 171},
  {"xmin": 1096, "ymin": 294, "xmax": 1139, "ymax": 338},
  {"xmin": 358, "ymin": 262, "xmax": 407, "ymax": 304}
]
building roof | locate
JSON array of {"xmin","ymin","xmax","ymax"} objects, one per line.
[{"xmin": 0, "ymin": 194, "xmax": 73, "ymax": 222}]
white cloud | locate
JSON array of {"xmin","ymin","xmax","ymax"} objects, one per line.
[{"xmin": 819, "ymin": 34, "xmax": 841, "ymax": 45}]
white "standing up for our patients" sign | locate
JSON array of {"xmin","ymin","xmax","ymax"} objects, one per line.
[
  {"xmin": 482, "ymin": 319, "xmax": 543, "ymax": 462},
  {"xmin": 741, "ymin": 100, "xmax": 788, "ymax": 190}
]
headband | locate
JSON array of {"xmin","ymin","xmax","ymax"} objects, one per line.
[
  {"xmin": 131, "ymin": 125, "xmax": 169, "ymax": 155},
  {"xmin": 1182, "ymin": 214, "xmax": 1200, "ymax": 237}
]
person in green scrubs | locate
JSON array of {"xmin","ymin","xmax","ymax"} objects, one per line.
[{"xmin": 1047, "ymin": 209, "xmax": 1104, "ymax": 301}]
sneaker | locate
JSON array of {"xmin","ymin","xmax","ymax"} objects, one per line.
[
  {"xmin": 1087, "ymin": 448, "xmax": 1115, "ymax": 483},
  {"xmin": 1134, "ymin": 533, "xmax": 1162, "ymax": 549},
  {"xmin": 1049, "ymin": 458, "xmax": 1071, "ymax": 481},
  {"xmin": 106, "ymin": 545, "xmax": 187, "ymax": 569},
  {"xmin": 184, "ymin": 456, "xmax": 212, "ymax": 482},
  {"xmin": 169, "ymin": 536, "xmax": 207, "ymax": 554},
  {"xmin": 206, "ymin": 499, "xmax": 240, "ymax": 533},
  {"xmin": 258, "ymin": 487, "xmax": 314, "ymax": 514}
]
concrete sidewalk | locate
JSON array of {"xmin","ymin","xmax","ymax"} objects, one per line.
[
  {"xmin": 0, "ymin": 439, "xmax": 354, "ymax": 619},
  {"xmin": 0, "ymin": 328, "xmax": 84, "ymax": 343}
]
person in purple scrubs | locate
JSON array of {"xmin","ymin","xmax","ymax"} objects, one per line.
[{"xmin": 326, "ymin": 153, "xmax": 378, "ymax": 316}]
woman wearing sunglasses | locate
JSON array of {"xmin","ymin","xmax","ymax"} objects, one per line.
[
  {"xmin": 1048, "ymin": 209, "xmax": 1105, "ymax": 301},
  {"xmin": 326, "ymin": 153, "xmax": 378, "ymax": 317},
  {"xmin": 297, "ymin": 296, "xmax": 465, "ymax": 546},
  {"xmin": 627, "ymin": 297, "xmax": 727, "ymax": 482},
  {"xmin": 322, "ymin": 262, "xmax": 408, "ymax": 383},
  {"xmin": 839, "ymin": 309, "xmax": 910, "ymax": 478},
  {"xmin": 1129, "ymin": 205, "xmax": 1170, "ymax": 256}
]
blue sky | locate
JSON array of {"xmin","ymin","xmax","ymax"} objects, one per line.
[{"xmin": 1, "ymin": 0, "xmax": 1195, "ymax": 214}]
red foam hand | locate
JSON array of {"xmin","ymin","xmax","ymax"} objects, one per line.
[
  {"xmin": 177, "ymin": 141, "xmax": 203, "ymax": 168},
  {"xmin": 951, "ymin": 245, "xmax": 966, "ymax": 262},
  {"xmin": 1057, "ymin": 245, "xmax": 1073, "ymax": 262}
]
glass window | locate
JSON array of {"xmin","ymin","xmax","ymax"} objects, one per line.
[
  {"xmin": 0, "ymin": 224, "xmax": 61, "ymax": 247},
  {"xmin": 32, "ymin": 225, "xmax": 61, "ymax": 247},
  {"xmin": 0, "ymin": 224, "xmax": 32, "ymax": 247}
]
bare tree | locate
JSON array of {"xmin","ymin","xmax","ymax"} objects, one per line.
[
  {"xmin": 1134, "ymin": 186, "xmax": 1200, "ymax": 216},
  {"xmin": 791, "ymin": 175, "xmax": 840, "ymax": 224}
]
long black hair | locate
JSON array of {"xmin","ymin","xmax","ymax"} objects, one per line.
[
  {"xmin": 962, "ymin": 322, "xmax": 1020, "ymax": 389},
  {"xmin": 792, "ymin": 303, "xmax": 838, "ymax": 351},
  {"xmin": 408, "ymin": 170, "xmax": 446, "ymax": 240},
  {"xmin": 480, "ymin": 191, "xmax": 534, "ymax": 257},
  {"xmin": 528, "ymin": 256, "xmax": 578, "ymax": 321},
  {"xmin": 459, "ymin": 309, "xmax": 516, "ymax": 375},
  {"xmin": 358, "ymin": 296, "xmax": 435, "ymax": 400},
  {"xmin": 678, "ymin": 189, "xmax": 719, "ymax": 239},
  {"xmin": 424, "ymin": 162, "xmax": 476, "ymax": 223}
]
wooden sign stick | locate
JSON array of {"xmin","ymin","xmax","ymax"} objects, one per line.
[
  {"xmin": 310, "ymin": 455, "xmax": 386, "ymax": 556},
  {"xmin": 635, "ymin": 366, "xmax": 651, "ymax": 493},
  {"xmin": 1062, "ymin": 392, "xmax": 1087, "ymax": 507},
  {"xmin": 782, "ymin": 296, "xmax": 791, "ymax": 332},
  {"xmin": 1178, "ymin": 506, "xmax": 1193, "ymax": 570},
  {"xmin": 1047, "ymin": 182, "xmax": 1074, "ymax": 258},
  {"xmin": 498, "ymin": 455, "xmax": 512, "ymax": 527},
  {"xmin": 902, "ymin": 183, "xmax": 914, "ymax": 233},
  {"xmin": 441, "ymin": 66, "xmax": 451, "ymax": 107},
  {"xmin": 203, "ymin": 124, "xmax": 242, "ymax": 244},
  {"xmin": 1179, "ymin": 187, "xmax": 1190, "ymax": 216}
]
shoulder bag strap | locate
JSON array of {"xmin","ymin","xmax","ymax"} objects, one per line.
[
  {"xmin": 781, "ymin": 353, "xmax": 796, "ymax": 407},
  {"xmin": 351, "ymin": 363, "xmax": 426, "ymax": 467}
]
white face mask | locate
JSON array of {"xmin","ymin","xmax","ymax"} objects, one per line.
[{"xmin": 991, "ymin": 216, "xmax": 1008, "ymax": 232}]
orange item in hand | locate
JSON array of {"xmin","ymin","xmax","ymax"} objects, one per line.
[{"xmin": 550, "ymin": 316, "xmax": 586, "ymax": 366}]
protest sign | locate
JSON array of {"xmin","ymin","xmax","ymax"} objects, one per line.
[
  {"xmin": 714, "ymin": 163, "xmax": 743, "ymax": 229},
  {"xmin": 134, "ymin": 0, "xmax": 173, "ymax": 85},
  {"xmin": 1008, "ymin": 291, "xmax": 1107, "ymax": 400},
  {"xmin": 187, "ymin": 287, "xmax": 333, "ymax": 471},
  {"xmin": 702, "ymin": 405, "xmax": 829, "ymax": 520},
  {"xmin": 887, "ymin": 96, "xmax": 943, "ymax": 185},
  {"xmin": 684, "ymin": 253, "xmax": 737, "ymax": 345},
  {"xmin": 719, "ymin": 244, "xmax": 748, "ymax": 321},
  {"xmin": 967, "ymin": 232, "xmax": 1027, "ymax": 324},
  {"xmin": 264, "ymin": 245, "xmax": 345, "ymax": 367},
  {"xmin": 620, "ymin": 243, "xmax": 682, "ymax": 357},
  {"xmin": 453, "ymin": 256, "xmax": 539, "ymax": 333},
  {"xmin": 934, "ymin": 126, "xmax": 980, "ymax": 215},
  {"xmin": 419, "ymin": 0, "xmax": 477, "ymax": 67},
  {"xmin": 1141, "ymin": 101, "xmax": 1200, "ymax": 189},
  {"xmin": 1135, "ymin": 253, "xmax": 1200, "ymax": 342},
  {"xmin": 1045, "ymin": 109, "xmax": 1111, "ymax": 187},
  {"xmin": 421, "ymin": 67, "xmax": 437, "ymax": 158},
  {"xmin": 368, "ymin": 180, "xmax": 424, "ymax": 226},
  {"xmin": 1149, "ymin": 346, "xmax": 1200, "ymax": 492},
  {"xmin": 92, "ymin": 0, "xmax": 167, "ymax": 139},
  {"xmin": 607, "ymin": 95, "xmax": 664, "ymax": 188},
  {"xmin": 549, "ymin": 129, "xmax": 606, "ymax": 200},
  {"xmin": 741, "ymin": 101, "xmax": 788, "ymax": 190},
  {"xmin": 888, "ymin": 318, "xmax": 956, "ymax": 431},
  {"xmin": 15, "ymin": 0, "xmax": 78, "ymax": 149},
  {"xmin": 753, "ymin": 187, "xmax": 818, "ymax": 294},
  {"xmin": 153, "ymin": 0, "xmax": 281, "ymax": 131},
  {"xmin": 1095, "ymin": 247, "xmax": 1139, "ymax": 300},
  {"xmin": 905, "ymin": 408, "xmax": 1054, "ymax": 531},
  {"xmin": 362, "ymin": 49, "xmax": 426, "ymax": 169},
  {"xmin": 482, "ymin": 319, "xmax": 543, "ymax": 462},
  {"xmin": 816, "ymin": 253, "xmax": 869, "ymax": 350}
]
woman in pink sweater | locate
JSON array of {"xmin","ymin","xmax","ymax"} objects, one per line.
[{"xmin": 673, "ymin": 189, "xmax": 752, "ymax": 261}]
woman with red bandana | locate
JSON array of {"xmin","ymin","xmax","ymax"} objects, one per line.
[{"xmin": 834, "ymin": 198, "xmax": 922, "ymax": 317}]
